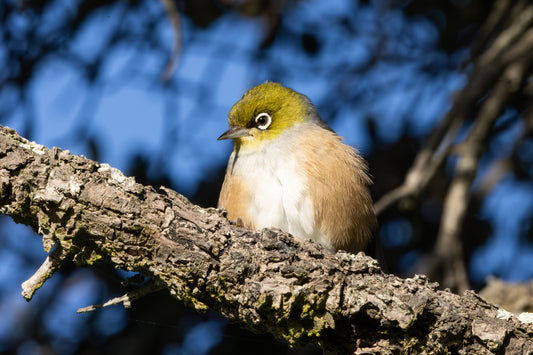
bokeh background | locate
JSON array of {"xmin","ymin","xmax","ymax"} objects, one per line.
[{"xmin": 1, "ymin": 0, "xmax": 533, "ymax": 354}]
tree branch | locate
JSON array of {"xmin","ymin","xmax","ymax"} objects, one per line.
[{"xmin": 0, "ymin": 125, "xmax": 532, "ymax": 353}]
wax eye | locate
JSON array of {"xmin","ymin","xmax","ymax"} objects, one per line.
[{"xmin": 254, "ymin": 113, "xmax": 272, "ymax": 130}]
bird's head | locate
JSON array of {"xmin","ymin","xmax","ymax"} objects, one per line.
[{"xmin": 218, "ymin": 82, "xmax": 320, "ymax": 150}]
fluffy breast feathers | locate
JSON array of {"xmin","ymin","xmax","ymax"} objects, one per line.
[{"xmin": 218, "ymin": 123, "xmax": 376, "ymax": 253}]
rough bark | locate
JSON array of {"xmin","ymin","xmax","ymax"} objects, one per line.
[{"xmin": 0, "ymin": 125, "xmax": 532, "ymax": 354}]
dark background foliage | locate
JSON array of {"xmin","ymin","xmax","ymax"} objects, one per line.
[{"xmin": 1, "ymin": 0, "xmax": 532, "ymax": 354}]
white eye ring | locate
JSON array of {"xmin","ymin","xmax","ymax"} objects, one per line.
[{"xmin": 255, "ymin": 112, "xmax": 272, "ymax": 130}]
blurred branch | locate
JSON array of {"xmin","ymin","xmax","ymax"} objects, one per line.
[
  {"xmin": 160, "ymin": 0, "xmax": 183, "ymax": 82},
  {"xmin": 375, "ymin": 0, "xmax": 533, "ymax": 218},
  {"xmin": 1, "ymin": 125, "xmax": 533, "ymax": 353},
  {"xmin": 428, "ymin": 0, "xmax": 533, "ymax": 293},
  {"xmin": 373, "ymin": 73, "xmax": 465, "ymax": 216},
  {"xmin": 375, "ymin": 0, "xmax": 533, "ymax": 293},
  {"xmin": 431, "ymin": 61, "xmax": 529, "ymax": 293}
]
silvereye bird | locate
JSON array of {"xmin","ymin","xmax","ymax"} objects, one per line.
[{"xmin": 218, "ymin": 82, "xmax": 376, "ymax": 254}]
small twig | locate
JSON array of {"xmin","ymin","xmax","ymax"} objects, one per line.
[
  {"xmin": 160, "ymin": 0, "xmax": 183, "ymax": 82},
  {"xmin": 21, "ymin": 244, "xmax": 69, "ymax": 301},
  {"xmin": 77, "ymin": 282, "xmax": 163, "ymax": 313}
]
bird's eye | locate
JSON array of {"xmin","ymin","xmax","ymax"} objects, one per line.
[{"xmin": 254, "ymin": 113, "xmax": 272, "ymax": 130}]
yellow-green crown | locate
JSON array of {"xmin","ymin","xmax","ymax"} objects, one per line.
[{"xmin": 223, "ymin": 82, "xmax": 323, "ymax": 148}]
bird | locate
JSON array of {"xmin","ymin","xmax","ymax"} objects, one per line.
[{"xmin": 217, "ymin": 82, "xmax": 376, "ymax": 254}]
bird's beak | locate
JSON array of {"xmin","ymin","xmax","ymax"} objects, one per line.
[{"xmin": 217, "ymin": 126, "xmax": 250, "ymax": 140}]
